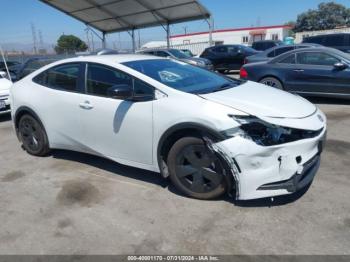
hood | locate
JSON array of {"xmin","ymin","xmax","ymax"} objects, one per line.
[
  {"xmin": 200, "ymin": 81, "xmax": 316, "ymax": 119},
  {"xmin": 0, "ymin": 78, "xmax": 12, "ymax": 92}
]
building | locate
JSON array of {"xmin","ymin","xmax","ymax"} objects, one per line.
[
  {"xmin": 167, "ymin": 25, "xmax": 292, "ymax": 55},
  {"xmin": 295, "ymin": 27, "xmax": 350, "ymax": 43}
]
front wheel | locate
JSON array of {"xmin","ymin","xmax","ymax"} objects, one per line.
[
  {"xmin": 167, "ymin": 137, "xmax": 228, "ymax": 200},
  {"xmin": 18, "ymin": 114, "xmax": 50, "ymax": 156},
  {"xmin": 259, "ymin": 77, "xmax": 284, "ymax": 90}
]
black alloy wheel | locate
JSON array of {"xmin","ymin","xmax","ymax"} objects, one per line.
[
  {"xmin": 18, "ymin": 114, "xmax": 50, "ymax": 156},
  {"xmin": 167, "ymin": 137, "xmax": 228, "ymax": 200}
]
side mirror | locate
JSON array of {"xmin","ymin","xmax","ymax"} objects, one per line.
[
  {"xmin": 334, "ymin": 62, "xmax": 348, "ymax": 70},
  {"xmin": 107, "ymin": 84, "xmax": 133, "ymax": 100}
]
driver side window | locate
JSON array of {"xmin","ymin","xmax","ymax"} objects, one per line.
[{"xmin": 86, "ymin": 63, "xmax": 132, "ymax": 97}]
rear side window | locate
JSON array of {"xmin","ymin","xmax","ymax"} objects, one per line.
[
  {"xmin": 297, "ymin": 52, "xmax": 340, "ymax": 66},
  {"xmin": 86, "ymin": 63, "xmax": 132, "ymax": 97},
  {"xmin": 33, "ymin": 63, "xmax": 81, "ymax": 92},
  {"xmin": 304, "ymin": 36, "xmax": 324, "ymax": 44},
  {"xmin": 274, "ymin": 46, "xmax": 294, "ymax": 56},
  {"xmin": 46, "ymin": 63, "xmax": 81, "ymax": 91},
  {"xmin": 213, "ymin": 46, "xmax": 228, "ymax": 53},
  {"xmin": 278, "ymin": 54, "xmax": 296, "ymax": 64},
  {"xmin": 324, "ymin": 35, "xmax": 346, "ymax": 46}
]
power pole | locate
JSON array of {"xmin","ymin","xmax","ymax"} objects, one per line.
[
  {"xmin": 38, "ymin": 30, "xmax": 44, "ymax": 49},
  {"xmin": 31, "ymin": 23, "xmax": 38, "ymax": 55}
]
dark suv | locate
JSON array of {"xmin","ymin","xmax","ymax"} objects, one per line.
[
  {"xmin": 302, "ymin": 33, "xmax": 350, "ymax": 53},
  {"xmin": 200, "ymin": 45, "xmax": 258, "ymax": 73},
  {"xmin": 252, "ymin": 40, "xmax": 284, "ymax": 51}
]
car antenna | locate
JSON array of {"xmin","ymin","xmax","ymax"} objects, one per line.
[{"xmin": 0, "ymin": 43, "xmax": 12, "ymax": 82}]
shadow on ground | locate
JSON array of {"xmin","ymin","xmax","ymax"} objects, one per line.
[
  {"xmin": 52, "ymin": 149, "xmax": 310, "ymax": 208},
  {"xmin": 307, "ymin": 96, "xmax": 350, "ymax": 105}
]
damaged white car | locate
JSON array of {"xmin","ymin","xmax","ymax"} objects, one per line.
[
  {"xmin": 0, "ymin": 71, "xmax": 12, "ymax": 115},
  {"xmin": 10, "ymin": 55, "xmax": 327, "ymax": 200}
]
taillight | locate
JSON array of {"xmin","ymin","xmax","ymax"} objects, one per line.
[{"xmin": 240, "ymin": 67, "xmax": 248, "ymax": 79}]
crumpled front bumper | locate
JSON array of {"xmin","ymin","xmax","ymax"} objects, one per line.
[{"xmin": 214, "ymin": 125, "xmax": 326, "ymax": 200}]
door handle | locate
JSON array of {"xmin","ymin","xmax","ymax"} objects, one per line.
[
  {"xmin": 293, "ymin": 69, "xmax": 304, "ymax": 73},
  {"xmin": 79, "ymin": 101, "xmax": 94, "ymax": 110}
]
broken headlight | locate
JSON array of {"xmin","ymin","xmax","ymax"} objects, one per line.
[{"xmin": 223, "ymin": 115, "xmax": 322, "ymax": 146}]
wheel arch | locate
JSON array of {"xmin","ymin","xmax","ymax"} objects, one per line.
[
  {"xmin": 156, "ymin": 122, "xmax": 226, "ymax": 178},
  {"xmin": 14, "ymin": 106, "xmax": 46, "ymax": 139}
]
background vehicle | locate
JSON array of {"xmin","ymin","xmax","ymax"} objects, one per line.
[
  {"xmin": 15, "ymin": 57, "xmax": 57, "ymax": 80},
  {"xmin": 138, "ymin": 48, "xmax": 213, "ymax": 70},
  {"xmin": 200, "ymin": 45, "xmax": 258, "ymax": 73},
  {"xmin": 180, "ymin": 49, "xmax": 195, "ymax": 57},
  {"xmin": 245, "ymin": 43, "xmax": 320, "ymax": 64},
  {"xmin": 251, "ymin": 40, "xmax": 284, "ymax": 51},
  {"xmin": 240, "ymin": 47, "xmax": 350, "ymax": 98},
  {"xmin": 302, "ymin": 33, "xmax": 350, "ymax": 53},
  {"xmin": 11, "ymin": 55, "xmax": 326, "ymax": 201},
  {"xmin": 0, "ymin": 61, "xmax": 20, "ymax": 71},
  {"xmin": 0, "ymin": 71, "xmax": 12, "ymax": 114}
]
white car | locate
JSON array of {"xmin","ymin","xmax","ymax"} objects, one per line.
[
  {"xmin": 10, "ymin": 55, "xmax": 327, "ymax": 200},
  {"xmin": 0, "ymin": 71, "xmax": 12, "ymax": 115}
]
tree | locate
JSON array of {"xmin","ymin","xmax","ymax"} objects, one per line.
[
  {"xmin": 293, "ymin": 2, "xmax": 350, "ymax": 32},
  {"xmin": 54, "ymin": 34, "xmax": 88, "ymax": 54}
]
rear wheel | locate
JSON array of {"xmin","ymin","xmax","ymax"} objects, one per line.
[
  {"xmin": 259, "ymin": 77, "xmax": 284, "ymax": 90},
  {"xmin": 18, "ymin": 114, "xmax": 50, "ymax": 156},
  {"xmin": 167, "ymin": 137, "xmax": 228, "ymax": 200}
]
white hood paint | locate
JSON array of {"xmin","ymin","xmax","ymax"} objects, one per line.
[{"xmin": 200, "ymin": 81, "xmax": 316, "ymax": 119}]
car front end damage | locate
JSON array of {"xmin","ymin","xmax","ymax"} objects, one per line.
[{"xmin": 208, "ymin": 109, "xmax": 327, "ymax": 200}]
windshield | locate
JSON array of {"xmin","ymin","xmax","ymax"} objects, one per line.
[
  {"xmin": 123, "ymin": 59, "xmax": 242, "ymax": 94},
  {"xmin": 167, "ymin": 49, "xmax": 190, "ymax": 59}
]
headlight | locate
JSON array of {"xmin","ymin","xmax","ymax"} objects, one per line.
[{"xmin": 223, "ymin": 115, "xmax": 323, "ymax": 146}]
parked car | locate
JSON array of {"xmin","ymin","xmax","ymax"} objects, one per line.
[
  {"xmin": 0, "ymin": 71, "xmax": 12, "ymax": 115},
  {"xmin": 245, "ymin": 43, "xmax": 320, "ymax": 64},
  {"xmin": 200, "ymin": 45, "xmax": 259, "ymax": 73},
  {"xmin": 180, "ymin": 49, "xmax": 195, "ymax": 57},
  {"xmin": 302, "ymin": 33, "xmax": 350, "ymax": 53},
  {"xmin": 16, "ymin": 57, "xmax": 58, "ymax": 80},
  {"xmin": 0, "ymin": 61, "xmax": 20, "ymax": 71},
  {"xmin": 252, "ymin": 40, "xmax": 284, "ymax": 51},
  {"xmin": 240, "ymin": 47, "xmax": 350, "ymax": 99},
  {"xmin": 138, "ymin": 48, "xmax": 213, "ymax": 70},
  {"xmin": 11, "ymin": 55, "xmax": 326, "ymax": 200}
]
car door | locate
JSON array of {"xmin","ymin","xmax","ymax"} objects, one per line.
[
  {"xmin": 32, "ymin": 62, "xmax": 86, "ymax": 150},
  {"xmin": 210, "ymin": 46, "xmax": 229, "ymax": 68},
  {"xmin": 289, "ymin": 51, "xmax": 349, "ymax": 94},
  {"xmin": 78, "ymin": 63, "xmax": 154, "ymax": 165}
]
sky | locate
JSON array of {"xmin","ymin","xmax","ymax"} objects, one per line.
[{"xmin": 0, "ymin": 0, "xmax": 350, "ymax": 51}]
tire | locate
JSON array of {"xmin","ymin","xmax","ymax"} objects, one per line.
[
  {"xmin": 259, "ymin": 77, "xmax": 284, "ymax": 90},
  {"xmin": 218, "ymin": 69, "xmax": 227, "ymax": 74},
  {"xmin": 167, "ymin": 137, "xmax": 228, "ymax": 200},
  {"xmin": 18, "ymin": 114, "xmax": 50, "ymax": 156}
]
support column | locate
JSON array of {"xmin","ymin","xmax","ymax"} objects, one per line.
[
  {"xmin": 102, "ymin": 32, "xmax": 106, "ymax": 49},
  {"xmin": 208, "ymin": 16, "xmax": 214, "ymax": 46},
  {"xmin": 132, "ymin": 29, "xmax": 136, "ymax": 53},
  {"xmin": 166, "ymin": 23, "xmax": 170, "ymax": 48}
]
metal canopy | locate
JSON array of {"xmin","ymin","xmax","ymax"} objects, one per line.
[{"xmin": 40, "ymin": 0, "xmax": 211, "ymax": 34}]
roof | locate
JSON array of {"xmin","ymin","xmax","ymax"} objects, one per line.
[
  {"xmin": 171, "ymin": 25, "xmax": 292, "ymax": 39},
  {"xmin": 40, "ymin": 0, "xmax": 211, "ymax": 33}
]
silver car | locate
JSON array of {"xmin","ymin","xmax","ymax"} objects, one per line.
[{"xmin": 138, "ymin": 48, "xmax": 213, "ymax": 70}]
